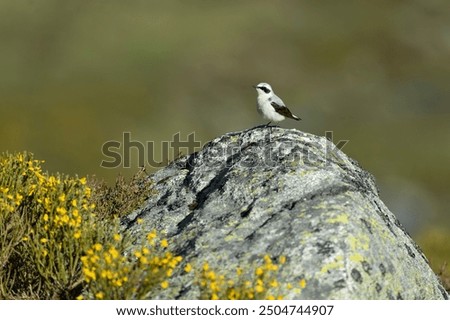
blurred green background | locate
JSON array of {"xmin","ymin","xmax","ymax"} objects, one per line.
[{"xmin": 1, "ymin": 1, "xmax": 449, "ymax": 269}]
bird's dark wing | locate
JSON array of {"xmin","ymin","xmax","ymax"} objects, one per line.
[{"xmin": 271, "ymin": 101, "xmax": 301, "ymax": 120}]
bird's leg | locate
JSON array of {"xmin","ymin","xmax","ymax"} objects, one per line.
[{"xmin": 265, "ymin": 121, "xmax": 274, "ymax": 135}]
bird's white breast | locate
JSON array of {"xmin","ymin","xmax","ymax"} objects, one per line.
[{"xmin": 257, "ymin": 96, "xmax": 285, "ymax": 122}]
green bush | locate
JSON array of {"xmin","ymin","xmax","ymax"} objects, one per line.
[
  {"xmin": 87, "ymin": 168, "xmax": 154, "ymax": 220},
  {"xmin": 0, "ymin": 152, "xmax": 171, "ymax": 299},
  {"xmin": 0, "ymin": 152, "xmax": 114, "ymax": 298}
]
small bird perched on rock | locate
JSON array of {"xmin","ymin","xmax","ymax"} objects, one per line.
[{"xmin": 253, "ymin": 82, "xmax": 301, "ymax": 126}]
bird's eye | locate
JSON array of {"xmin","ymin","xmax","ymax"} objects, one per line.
[{"xmin": 261, "ymin": 87, "xmax": 271, "ymax": 94}]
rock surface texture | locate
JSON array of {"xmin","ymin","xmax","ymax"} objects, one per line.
[{"xmin": 123, "ymin": 127, "xmax": 448, "ymax": 299}]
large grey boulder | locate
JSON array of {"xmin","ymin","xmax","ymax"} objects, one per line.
[{"xmin": 123, "ymin": 127, "xmax": 448, "ymax": 299}]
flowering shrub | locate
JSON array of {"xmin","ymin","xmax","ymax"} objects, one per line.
[
  {"xmin": 79, "ymin": 230, "xmax": 182, "ymax": 299},
  {"xmin": 0, "ymin": 152, "xmax": 109, "ymax": 298},
  {"xmin": 196, "ymin": 255, "xmax": 307, "ymax": 300}
]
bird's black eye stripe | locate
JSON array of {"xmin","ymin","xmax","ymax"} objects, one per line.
[{"xmin": 261, "ymin": 87, "xmax": 271, "ymax": 94}]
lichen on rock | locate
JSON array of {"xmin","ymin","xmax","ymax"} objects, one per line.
[{"xmin": 123, "ymin": 126, "xmax": 448, "ymax": 299}]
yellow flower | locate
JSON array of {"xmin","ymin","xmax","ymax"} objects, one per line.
[
  {"xmin": 104, "ymin": 254, "xmax": 112, "ymax": 264},
  {"xmin": 101, "ymin": 270, "xmax": 113, "ymax": 279},
  {"xmin": 74, "ymin": 231, "xmax": 81, "ymax": 239},
  {"xmin": 40, "ymin": 238, "xmax": 48, "ymax": 244},
  {"xmin": 113, "ymin": 279, "xmax": 123, "ymax": 287},
  {"xmin": 236, "ymin": 267, "xmax": 243, "ymax": 275},
  {"xmin": 113, "ymin": 234, "xmax": 121, "ymax": 241},
  {"xmin": 142, "ymin": 247, "xmax": 150, "ymax": 255},
  {"xmin": 42, "ymin": 249, "xmax": 48, "ymax": 257},
  {"xmin": 228, "ymin": 289, "xmax": 237, "ymax": 300},
  {"xmin": 202, "ymin": 263, "xmax": 209, "ymax": 271},
  {"xmin": 76, "ymin": 295, "xmax": 83, "ymax": 300},
  {"xmin": 48, "ymin": 176, "xmax": 56, "ymax": 185},
  {"xmin": 152, "ymin": 257, "xmax": 160, "ymax": 264},
  {"xmin": 207, "ymin": 271, "xmax": 216, "ymax": 281},
  {"xmin": 255, "ymin": 267, "xmax": 264, "ymax": 276},
  {"xmin": 160, "ymin": 239, "xmax": 169, "ymax": 248},
  {"xmin": 43, "ymin": 214, "xmax": 49, "ymax": 221},
  {"xmin": 58, "ymin": 194, "xmax": 66, "ymax": 202},
  {"xmin": 79, "ymin": 177, "xmax": 87, "ymax": 185},
  {"xmin": 61, "ymin": 215, "xmax": 70, "ymax": 224},
  {"xmin": 279, "ymin": 255, "xmax": 286, "ymax": 264},
  {"xmin": 184, "ymin": 263, "xmax": 192, "ymax": 273},
  {"xmin": 89, "ymin": 255, "xmax": 100, "ymax": 264},
  {"xmin": 166, "ymin": 269, "xmax": 173, "ymax": 277},
  {"xmin": 161, "ymin": 281, "xmax": 169, "ymax": 289},
  {"xmin": 137, "ymin": 218, "xmax": 143, "ymax": 224},
  {"xmin": 56, "ymin": 207, "xmax": 67, "ymax": 215},
  {"xmin": 299, "ymin": 279, "xmax": 307, "ymax": 289},
  {"xmin": 147, "ymin": 230, "xmax": 157, "ymax": 241},
  {"xmin": 255, "ymin": 285, "xmax": 264, "ymax": 293},
  {"xmin": 93, "ymin": 243, "xmax": 103, "ymax": 251},
  {"xmin": 211, "ymin": 293, "xmax": 219, "ymax": 300},
  {"xmin": 270, "ymin": 280, "xmax": 279, "ymax": 288},
  {"xmin": 15, "ymin": 194, "xmax": 23, "ymax": 205},
  {"xmin": 108, "ymin": 247, "xmax": 120, "ymax": 259},
  {"xmin": 28, "ymin": 184, "xmax": 37, "ymax": 196},
  {"xmin": 71, "ymin": 199, "xmax": 77, "ymax": 207},
  {"xmin": 139, "ymin": 256, "xmax": 148, "ymax": 264},
  {"xmin": 95, "ymin": 292, "xmax": 104, "ymax": 299},
  {"xmin": 267, "ymin": 295, "xmax": 275, "ymax": 300},
  {"xmin": 22, "ymin": 236, "xmax": 29, "ymax": 241},
  {"xmin": 83, "ymin": 268, "xmax": 97, "ymax": 282}
]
